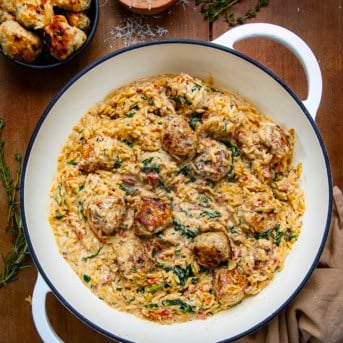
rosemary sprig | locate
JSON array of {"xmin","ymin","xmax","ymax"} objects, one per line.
[
  {"xmin": 196, "ymin": 0, "xmax": 269, "ymax": 26},
  {"xmin": 0, "ymin": 118, "xmax": 30, "ymax": 288}
]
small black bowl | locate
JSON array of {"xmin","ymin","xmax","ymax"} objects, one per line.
[{"xmin": 0, "ymin": 0, "xmax": 99, "ymax": 69}]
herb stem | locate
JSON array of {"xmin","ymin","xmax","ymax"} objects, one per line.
[{"xmin": 0, "ymin": 118, "xmax": 30, "ymax": 288}]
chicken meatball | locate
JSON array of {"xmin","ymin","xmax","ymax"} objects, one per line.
[
  {"xmin": 86, "ymin": 194, "xmax": 126, "ymax": 236},
  {"xmin": 65, "ymin": 11, "xmax": 90, "ymax": 32},
  {"xmin": 258, "ymin": 122, "xmax": 292, "ymax": 160},
  {"xmin": 115, "ymin": 236, "xmax": 153, "ymax": 281},
  {"xmin": 239, "ymin": 192, "xmax": 280, "ymax": 233},
  {"xmin": 43, "ymin": 15, "xmax": 86, "ymax": 61},
  {"xmin": 166, "ymin": 73, "xmax": 208, "ymax": 110},
  {"xmin": 54, "ymin": 0, "xmax": 91, "ymax": 12},
  {"xmin": 193, "ymin": 138, "xmax": 232, "ymax": 182},
  {"xmin": 0, "ymin": 0, "xmax": 15, "ymax": 16},
  {"xmin": 237, "ymin": 122, "xmax": 292, "ymax": 165},
  {"xmin": 0, "ymin": 9, "xmax": 14, "ymax": 24},
  {"xmin": 79, "ymin": 135, "xmax": 132, "ymax": 173},
  {"xmin": 15, "ymin": 0, "xmax": 53, "ymax": 30},
  {"xmin": 162, "ymin": 116, "xmax": 198, "ymax": 161},
  {"xmin": 213, "ymin": 269, "xmax": 248, "ymax": 306},
  {"xmin": 134, "ymin": 198, "xmax": 173, "ymax": 237},
  {"xmin": 193, "ymin": 232, "xmax": 230, "ymax": 268},
  {"xmin": 0, "ymin": 20, "xmax": 42, "ymax": 63}
]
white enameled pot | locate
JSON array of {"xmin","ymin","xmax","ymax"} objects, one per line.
[{"xmin": 21, "ymin": 24, "xmax": 332, "ymax": 343}]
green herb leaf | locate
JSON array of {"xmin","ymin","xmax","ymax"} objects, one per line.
[
  {"xmin": 191, "ymin": 83, "xmax": 202, "ymax": 92},
  {"xmin": 83, "ymin": 274, "xmax": 91, "ymax": 283},
  {"xmin": 200, "ymin": 210, "xmax": 221, "ymax": 219},
  {"xmin": 141, "ymin": 158, "xmax": 160, "ymax": 174},
  {"xmin": 222, "ymin": 141, "xmax": 240, "ymax": 157},
  {"xmin": 163, "ymin": 299, "xmax": 194, "ymax": 313},
  {"xmin": 196, "ymin": 0, "xmax": 268, "ymax": 27},
  {"xmin": 191, "ymin": 277, "xmax": 198, "ymax": 284},
  {"xmin": 159, "ymin": 264, "xmax": 194, "ymax": 286},
  {"xmin": 174, "ymin": 220, "xmax": 199, "ymax": 239},
  {"xmin": 119, "ymin": 184, "xmax": 135, "ymax": 195},
  {"xmin": 147, "ymin": 303, "xmax": 159, "ymax": 309},
  {"xmin": 255, "ymin": 228, "xmax": 273, "ymax": 239},
  {"xmin": 142, "ymin": 157, "xmax": 153, "ymax": 165},
  {"xmin": 177, "ymin": 165, "xmax": 196, "ymax": 182},
  {"xmin": 147, "ymin": 284, "xmax": 163, "ymax": 292},
  {"xmin": 137, "ymin": 286, "xmax": 145, "ymax": 293},
  {"xmin": 123, "ymin": 140, "xmax": 133, "ymax": 148},
  {"xmin": 274, "ymin": 229, "xmax": 284, "ymax": 246},
  {"xmin": 82, "ymin": 246, "xmax": 103, "ymax": 262},
  {"xmin": 114, "ymin": 156, "xmax": 122, "ymax": 169},
  {"xmin": 189, "ymin": 114, "xmax": 202, "ymax": 130},
  {"xmin": 229, "ymin": 226, "xmax": 238, "ymax": 234},
  {"xmin": 171, "ymin": 95, "xmax": 183, "ymax": 105},
  {"xmin": 284, "ymin": 228, "xmax": 297, "ymax": 242}
]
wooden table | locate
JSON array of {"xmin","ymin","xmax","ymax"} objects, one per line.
[{"xmin": 0, "ymin": 0, "xmax": 341, "ymax": 341}]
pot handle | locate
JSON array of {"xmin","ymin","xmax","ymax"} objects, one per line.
[
  {"xmin": 32, "ymin": 273, "xmax": 64, "ymax": 343},
  {"xmin": 213, "ymin": 23, "xmax": 322, "ymax": 119}
]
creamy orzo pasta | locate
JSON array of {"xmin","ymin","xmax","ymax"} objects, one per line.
[{"xmin": 49, "ymin": 73, "xmax": 304, "ymax": 323}]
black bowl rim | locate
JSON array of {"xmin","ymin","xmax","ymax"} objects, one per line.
[
  {"xmin": 0, "ymin": 0, "xmax": 100, "ymax": 69},
  {"xmin": 20, "ymin": 39, "xmax": 333, "ymax": 343}
]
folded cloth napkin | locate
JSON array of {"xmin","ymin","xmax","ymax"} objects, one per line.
[{"xmin": 238, "ymin": 186, "xmax": 343, "ymax": 343}]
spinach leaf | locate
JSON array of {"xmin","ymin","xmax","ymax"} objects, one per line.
[
  {"xmin": 255, "ymin": 228, "xmax": 273, "ymax": 239},
  {"xmin": 163, "ymin": 299, "xmax": 194, "ymax": 313},
  {"xmin": 141, "ymin": 157, "xmax": 160, "ymax": 173},
  {"xmin": 119, "ymin": 184, "xmax": 135, "ymax": 194},
  {"xmin": 82, "ymin": 246, "xmax": 103, "ymax": 262},
  {"xmin": 222, "ymin": 141, "xmax": 240, "ymax": 157},
  {"xmin": 83, "ymin": 274, "xmax": 91, "ymax": 283},
  {"xmin": 189, "ymin": 114, "xmax": 202, "ymax": 130},
  {"xmin": 273, "ymin": 225, "xmax": 284, "ymax": 246},
  {"xmin": 177, "ymin": 165, "xmax": 196, "ymax": 182},
  {"xmin": 174, "ymin": 220, "xmax": 198, "ymax": 239},
  {"xmin": 200, "ymin": 210, "xmax": 221, "ymax": 219},
  {"xmin": 191, "ymin": 83, "xmax": 202, "ymax": 92},
  {"xmin": 159, "ymin": 264, "xmax": 194, "ymax": 286},
  {"xmin": 114, "ymin": 156, "xmax": 122, "ymax": 169},
  {"xmin": 123, "ymin": 140, "xmax": 133, "ymax": 148}
]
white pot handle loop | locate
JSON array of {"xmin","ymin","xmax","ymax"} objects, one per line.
[
  {"xmin": 213, "ymin": 23, "xmax": 322, "ymax": 119},
  {"xmin": 32, "ymin": 273, "xmax": 64, "ymax": 343}
]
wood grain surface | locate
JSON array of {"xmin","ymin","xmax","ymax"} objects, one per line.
[{"xmin": 0, "ymin": 0, "xmax": 341, "ymax": 342}]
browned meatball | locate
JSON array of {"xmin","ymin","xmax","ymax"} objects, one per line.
[
  {"xmin": 240, "ymin": 192, "xmax": 279, "ymax": 233},
  {"xmin": 213, "ymin": 269, "xmax": 248, "ymax": 306},
  {"xmin": 115, "ymin": 236, "xmax": 153, "ymax": 280},
  {"xmin": 54, "ymin": 0, "xmax": 91, "ymax": 11},
  {"xmin": 162, "ymin": 116, "xmax": 198, "ymax": 161},
  {"xmin": 16, "ymin": 0, "xmax": 54, "ymax": 30},
  {"xmin": 258, "ymin": 122, "xmax": 292, "ymax": 160},
  {"xmin": 43, "ymin": 15, "xmax": 86, "ymax": 61},
  {"xmin": 134, "ymin": 198, "xmax": 173, "ymax": 237},
  {"xmin": 193, "ymin": 138, "xmax": 232, "ymax": 182},
  {"xmin": 193, "ymin": 232, "xmax": 230, "ymax": 268},
  {"xmin": 65, "ymin": 11, "xmax": 90, "ymax": 32},
  {"xmin": 86, "ymin": 194, "xmax": 126, "ymax": 236},
  {"xmin": 79, "ymin": 135, "xmax": 133, "ymax": 173},
  {"xmin": 0, "ymin": 20, "xmax": 42, "ymax": 63}
]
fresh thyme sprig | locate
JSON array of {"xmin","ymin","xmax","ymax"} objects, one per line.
[
  {"xmin": 0, "ymin": 118, "xmax": 30, "ymax": 288},
  {"xmin": 196, "ymin": 0, "xmax": 269, "ymax": 26}
]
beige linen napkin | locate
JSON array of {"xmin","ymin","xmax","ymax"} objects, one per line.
[{"xmin": 237, "ymin": 186, "xmax": 343, "ymax": 343}]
